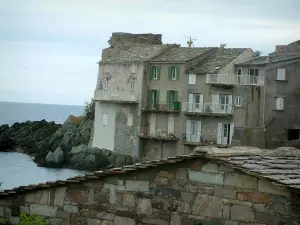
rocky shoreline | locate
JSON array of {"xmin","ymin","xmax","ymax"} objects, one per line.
[{"xmin": 0, "ymin": 115, "xmax": 134, "ymax": 171}]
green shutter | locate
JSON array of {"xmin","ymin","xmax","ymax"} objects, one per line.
[
  {"xmin": 166, "ymin": 90, "xmax": 170, "ymax": 103},
  {"xmin": 168, "ymin": 66, "xmax": 172, "ymax": 80},
  {"xmin": 174, "ymin": 91, "xmax": 179, "ymax": 102},
  {"xmin": 149, "ymin": 66, "xmax": 153, "ymax": 80},
  {"xmin": 156, "ymin": 90, "xmax": 160, "ymax": 103},
  {"xmin": 157, "ymin": 66, "xmax": 161, "ymax": 80},
  {"xmin": 176, "ymin": 66, "xmax": 180, "ymax": 80}
]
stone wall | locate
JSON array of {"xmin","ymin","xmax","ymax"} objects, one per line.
[{"xmin": 1, "ymin": 158, "xmax": 299, "ymax": 225}]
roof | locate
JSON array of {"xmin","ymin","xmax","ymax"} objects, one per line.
[
  {"xmin": 101, "ymin": 45, "xmax": 170, "ymax": 63},
  {"xmin": 1, "ymin": 146, "xmax": 300, "ymax": 197},
  {"xmin": 191, "ymin": 48, "xmax": 249, "ymax": 73},
  {"xmin": 150, "ymin": 47, "xmax": 213, "ymax": 62},
  {"xmin": 237, "ymin": 40, "xmax": 300, "ymax": 66}
]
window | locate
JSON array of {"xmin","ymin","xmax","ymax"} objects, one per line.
[
  {"xmin": 127, "ymin": 114, "xmax": 133, "ymax": 126},
  {"xmin": 237, "ymin": 68, "xmax": 242, "ymax": 75},
  {"xmin": 168, "ymin": 66, "xmax": 179, "ymax": 80},
  {"xmin": 287, "ymin": 129, "xmax": 300, "ymax": 140},
  {"xmin": 249, "ymin": 68, "xmax": 259, "ymax": 76},
  {"xmin": 150, "ymin": 66, "xmax": 160, "ymax": 80},
  {"xmin": 130, "ymin": 81, "xmax": 135, "ymax": 91},
  {"xmin": 188, "ymin": 73, "xmax": 196, "ymax": 84},
  {"xmin": 103, "ymin": 81, "xmax": 109, "ymax": 90},
  {"xmin": 193, "ymin": 94, "xmax": 201, "ymax": 108},
  {"xmin": 223, "ymin": 123, "xmax": 229, "ymax": 137},
  {"xmin": 191, "ymin": 120, "xmax": 198, "ymax": 135},
  {"xmin": 275, "ymin": 97, "xmax": 284, "ymax": 110},
  {"xmin": 219, "ymin": 95, "xmax": 229, "ymax": 110},
  {"xmin": 102, "ymin": 113, "xmax": 108, "ymax": 126},
  {"xmin": 277, "ymin": 68, "xmax": 286, "ymax": 80},
  {"xmin": 235, "ymin": 96, "xmax": 242, "ymax": 106}
]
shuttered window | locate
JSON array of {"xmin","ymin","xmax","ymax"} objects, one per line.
[
  {"xmin": 275, "ymin": 97, "xmax": 284, "ymax": 110},
  {"xmin": 277, "ymin": 68, "xmax": 286, "ymax": 80},
  {"xmin": 188, "ymin": 73, "xmax": 196, "ymax": 84}
]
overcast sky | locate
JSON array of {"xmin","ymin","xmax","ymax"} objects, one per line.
[{"xmin": 0, "ymin": 0, "xmax": 299, "ymax": 105}]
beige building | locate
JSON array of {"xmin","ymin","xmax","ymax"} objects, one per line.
[{"xmin": 93, "ymin": 33, "xmax": 265, "ymax": 159}]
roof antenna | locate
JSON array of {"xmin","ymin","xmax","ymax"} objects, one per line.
[{"xmin": 184, "ymin": 36, "xmax": 197, "ymax": 48}]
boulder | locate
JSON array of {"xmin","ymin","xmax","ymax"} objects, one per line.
[{"xmin": 45, "ymin": 147, "xmax": 64, "ymax": 167}]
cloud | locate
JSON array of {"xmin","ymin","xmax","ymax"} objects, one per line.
[{"xmin": 0, "ymin": 0, "xmax": 299, "ymax": 104}]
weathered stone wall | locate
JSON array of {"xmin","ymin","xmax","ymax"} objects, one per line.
[{"xmin": 1, "ymin": 158, "xmax": 299, "ymax": 225}]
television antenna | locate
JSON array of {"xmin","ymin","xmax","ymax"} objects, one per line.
[{"xmin": 184, "ymin": 36, "xmax": 196, "ymax": 48}]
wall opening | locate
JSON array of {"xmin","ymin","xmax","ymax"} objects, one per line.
[{"xmin": 287, "ymin": 129, "xmax": 300, "ymax": 140}]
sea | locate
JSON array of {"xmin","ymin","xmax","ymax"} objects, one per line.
[{"xmin": 0, "ymin": 101, "xmax": 86, "ymax": 190}]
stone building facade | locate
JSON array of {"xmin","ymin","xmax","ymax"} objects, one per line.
[{"xmin": 1, "ymin": 147, "xmax": 300, "ymax": 225}]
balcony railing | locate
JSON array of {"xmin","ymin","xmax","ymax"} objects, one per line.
[
  {"xmin": 181, "ymin": 102, "xmax": 234, "ymax": 115},
  {"xmin": 139, "ymin": 126, "xmax": 179, "ymax": 141},
  {"xmin": 94, "ymin": 90, "xmax": 139, "ymax": 103},
  {"xmin": 206, "ymin": 74, "xmax": 264, "ymax": 86},
  {"xmin": 142, "ymin": 101, "xmax": 181, "ymax": 113}
]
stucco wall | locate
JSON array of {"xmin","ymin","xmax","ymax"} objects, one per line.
[{"xmin": 1, "ymin": 158, "xmax": 298, "ymax": 225}]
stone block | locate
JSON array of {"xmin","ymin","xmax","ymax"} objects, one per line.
[
  {"xmin": 87, "ymin": 218, "xmax": 101, "ymax": 225},
  {"xmin": 46, "ymin": 218, "xmax": 63, "ymax": 225},
  {"xmin": 25, "ymin": 190, "xmax": 51, "ymax": 205},
  {"xmin": 101, "ymin": 221, "xmax": 113, "ymax": 225},
  {"xmin": 219, "ymin": 164, "xmax": 234, "ymax": 172},
  {"xmin": 188, "ymin": 170, "xmax": 224, "ymax": 185},
  {"xmin": 175, "ymin": 168, "xmax": 188, "ymax": 180},
  {"xmin": 185, "ymin": 185, "xmax": 198, "ymax": 193},
  {"xmin": 10, "ymin": 217, "xmax": 20, "ymax": 225},
  {"xmin": 224, "ymin": 173, "xmax": 257, "ymax": 190},
  {"xmin": 126, "ymin": 180, "xmax": 149, "ymax": 192},
  {"xmin": 201, "ymin": 163, "xmax": 218, "ymax": 173},
  {"xmin": 231, "ymin": 205, "xmax": 254, "ymax": 222},
  {"xmin": 30, "ymin": 204, "xmax": 58, "ymax": 217},
  {"xmin": 253, "ymin": 203, "xmax": 266, "ymax": 213},
  {"xmin": 258, "ymin": 179, "xmax": 290, "ymax": 197},
  {"xmin": 223, "ymin": 205, "xmax": 230, "ymax": 219},
  {"xmin": 123, "ymin": 193, "xmax": 136, "ymax": 208},
  {"xmin": 64, "ymin": 204, "xmax": 79, "ymax": 213},
  {"xmin": 76, "ymin": 216, "xmax": 87, "ymax": 225},
  {"xmin": 54, "ymin": 187, "xmax": 67, "ymax": 206},
  {"xmin": 57, "ymin": 211, "xmax": 71, "ymax": 219},
  {"xmin": 214, "ymin": 186, "xmax": 236, "ymax": 199},
  {"xmin": 170, "ymin": 213, "xmax": 181, "ymax": 225},
  {"xmin": 96, "ymin": 212, "xmax": 115, "ymax": 220},
  {"xmin": 191, "ymin": 194, "xmax": 223, "ymax": 218},
  {"xmin": 273, "ymin": 203, "xmax": 292, "ymax": 215},
  {"xmin": 158, "ymin": 170, "xmax": 175, "ymax": 179},
  {"xmin": 255, "ymin": 212, "xmax": 281, "ymax": 225},
  {"xmin": 141, "ymin": 217, "xmax": 168, "ymax": 225},
  {"xmin": 225, "ymin": 221, "xmax": 239, "ymax": 225},
  {"xmin": 222, "ymin": 199, "xmax": 252, "ymax": 206},
  {"xmin": 136, "ymin": 198, "xmax": 152, "ymax": 215},
  {"xmin": 177, "ymin": 201, "xmax": 190, "ymax": 214},
  {"xmin": 181, "ymin": 192, "xmax": 194, "ymax": 202},
  {"xmin": 114, "ymin": 216, "xmax": 136, "ymax": 225},
  {"xmin": 66, "ymin": 187, "xmax": 89, "ymax": 204},
  {"xmin": 153, "ymin": 176, "xmax": 168, "ymax": 187},
  {"xmin": 189, "ymin": 160, "xmax": 204, "ymax": 171}
]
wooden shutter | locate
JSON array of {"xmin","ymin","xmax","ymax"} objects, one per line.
[
  {"xmin": 149, "ymin": 66, "xmax": 153, "ymax": 80},
  {"xmin": 168, "ymin": 66, "xmax": 172, "ymax": 80},
  {"xmin": 211, "ymin": 94, "xmax": 219, "ymax": 113},
  {"xmin": 156, "ymin": 90, "xmax": 160, "ymax": 103},
  {"xmin": 157, "ymin": 66, "xmax": 161, "ymax": 80},
  {"xmin": 196, "ymin": 121, "xmax": 201, "ymax": 142},
  {"xmin": 228, "ymin": 95, "xmax": 233, "ymax": 113},
  {"xmin": 149, "ymin": 114, "xmax": 156, "ymax": 136},
  {"xmin": 229, "ymin": 123, "xmax": 235, "ymax": 145},
  {"xmin": 186, "ymin": 119, "xmax": 191, "ymax": 142},
  {"xmin": 217, "ymin": 123, "xmax": 222, "ymax": 144},
  {"xmin": 174, "ymin": 91, "xmax": 179, "ymax": 102},
  {"xmin": 168, "ymin": 114, "xmax": 175, "ymax": 134},
  {"xmin": 176, "ymin": 66, "xmax": 180, "ymax": 80},
  {"xmin": 166, "ymin": 90, "xmax": 170, "ymax": 103}
]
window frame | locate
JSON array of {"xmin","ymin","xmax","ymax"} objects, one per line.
[
  {"xmin": 171, "ymin": 67, "xmax": 177, "ymax": 80},
  {"xmin": 235, "ymin": 96, "xmax": 242, "ymax": 107},
  {"xmin": 276, "ymin": 68, "xmax": 286, "ymax": 81},
  {"xmin": 102, "ymin": 113, "xmax": 108, "ymax": 126},
  {"xmin": 275, "ymin": 97, "xmax": 284, "ymax": 110},
  {"xmin": 153, "ymin": 67, "xmax": 158, "ymax": 80},
  {"xmin": 188, "ymin": 73, "xmax": 196, "ymax": 84}
]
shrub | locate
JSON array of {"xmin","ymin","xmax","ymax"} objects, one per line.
[
  {"xmin": 83, "ymin": 98, "xmax": 95, "ymax": 121},
  {"xmin": 0, "ymin": 217, "xmax": 12, "ymax": 225},
  {"xmin": 20, "ymin": 213, "xmax": 59, "ymax": 225}
]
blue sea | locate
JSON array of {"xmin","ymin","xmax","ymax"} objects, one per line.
[
  {"xmin": 0, "ymin": 101, "xmax": 85, "ymax": 126},
  {"xmin": 0, "ymin": 101, "xmax": 86, "ymax": 190}
]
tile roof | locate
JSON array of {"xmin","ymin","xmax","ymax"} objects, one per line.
[
  {"xmin": 191, "ymin": 48, "xmax": 249, "ymax": 73},
  {"xmin": 1, "ymin": 146, "xmax": 300, "ymax": 197},
  {"xmin": 101, "ymin": 45, "xmax": 170, "ymax": 63},
  {"xmin": 150, "ymin": 47, "xmax": 213, "ymax": 62},
  {"xmin": 236, "ymin": 56, "xmax": 268, "ymax": 66}
]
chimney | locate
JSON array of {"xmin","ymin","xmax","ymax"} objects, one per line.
[
  {"xmin": 220, "ymin": 44, "xmax": 226, "ymax": 49},
  {"xmin": 266, "ymin": 56, "xmax": 272, "ymax": 64}
]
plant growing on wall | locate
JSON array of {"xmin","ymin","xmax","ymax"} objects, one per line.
[
  {"xmin": 20, "ymin": 213, "xmax": 60, "ymax": 225},
  {"xmin": 0, "ymin": 217, "xmax": 13, "ymax": 225}
]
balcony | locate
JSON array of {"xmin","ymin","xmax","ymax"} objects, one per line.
[
  {"xmin": 181, "ymin": 102, "xmax": 234, "ymax": 116},
  {"xmin": 206, "ymin": 74, "xmax": 264, "ymax": 86},
  {"xmin": 94, "ymin": 90, "xmax": 139, "ymax": 103},
  {"xmin": 182, "ymin": 133, "xmax": 229, "ymax": 147},
  {"xmin": 142, "ymin": 101, "xmax": 181, "ymax": 113},
  {"xmin": 139, "ymin": 126, "xmax": 179, "ymax": 141}
]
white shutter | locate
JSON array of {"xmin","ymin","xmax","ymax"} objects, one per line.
[
  {"xmin": 212, "ymin": 94, "xmax": 219, "ymax": 113},
  {"xmin": 189, "ymin": 74, "xmax": 196, "ymax": 84},
  {"xmin": 168, "ymin": 114, "xmax": 175, "ymax": 134},
  {"xmin": 149, "ymin": 114, "xmax": 156, "ymax": 136},
  {"xmin": 228, "ymin": 95, "xmax": 233, "ymax": 114},
  {"xmin": 217, "ymin": 122, "xmax": 222, "ymax": 144},
  {"xmin": 186, "ymin": 119, "xmax": 191, "ymax": 142},
  {"xmin": 276, "ymin": 97, "xmax": 284, "ymax": 110},
  {"xmin": 199, "ymin": 94, "xmax": 204, "ymax": 113},
  {"xmin": 277, "ymin": 68, "xmax": 286, "ymax": 80},
  {"xmin": 196, "ymin": 121, "xmax": 201, "ymax": 142},
  {"xmin": 229, "ymin": 123, "xmax": 235, "ymax": 145},
  {"xmin": 188, "ymin": 94, "xmax": 194, "ymax": 112}
]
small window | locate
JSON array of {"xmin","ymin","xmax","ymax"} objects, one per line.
[
  {"xmin": 237, "ymin": 68, "xmax": 242, "ymax": 75},
  {"xmin": 235, "ymin": 96, "xmax": 242, "ymax": 106},
  {"xmin": 287, "ymin": 129, "xmax": 300, "ymax": 141},
  {"xmin": 102, "ymin": 113, "xmax": 108, "ymax": 126},
  {"xmin": 277, "ymin": 68, "xmax": 286, "ymax": 80},
  {"xmin": 103, "ymin": 81, "xmax": 109, "ymax": 90},
  {"xmin": 153, "ymin": 67, "xmax": 158, "ymax": 80},
  {"xmin": 171, "ymin": 67, "xmax": 177, "ymax": 80},
  {"xmin": 130, "ymin": 81, "xmax": 135, "ymax": 91},
  {"xmin": 249, "ymin": 68, "xmax": 259, "ymax": 76},
  {"xmin": 275, "ymin": 97, "xmax": 284, "ymax": 110},
  {"xmin": 127, "ymin": 114, "xmax": 133, "ymax": 126},
  {"xmin": 188, "ymin": 73, "xmax": 196, "ymax": 84}
]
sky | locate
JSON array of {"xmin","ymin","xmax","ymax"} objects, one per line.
[{"xmin": 0, "ymin": 0, "xmax": 300, "ymax": 105}]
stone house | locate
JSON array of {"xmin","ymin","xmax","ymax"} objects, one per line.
[
  {"xmin": 1, "ymin": 146, "xmax": 300, "ymax": 225},
  {"xmin": 236, "ymin": 40, "xmax": 300, "ymax": 149}
]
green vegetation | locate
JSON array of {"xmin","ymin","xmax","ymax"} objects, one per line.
[
  {"xmin": 83, "ymin": 98, "xmax": 95, "ymax": 120},
  {"xmin": 0, "ymin": 213, "xmax": 61, "ymax": 225}
]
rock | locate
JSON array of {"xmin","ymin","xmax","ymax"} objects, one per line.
[
  {"xmin": 45, "ymin": 148, "xmax": 64, "ymax": 167},
  {"xmin": 71, "ymin": 144, "xmax": 88, "ymax": 155}
]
